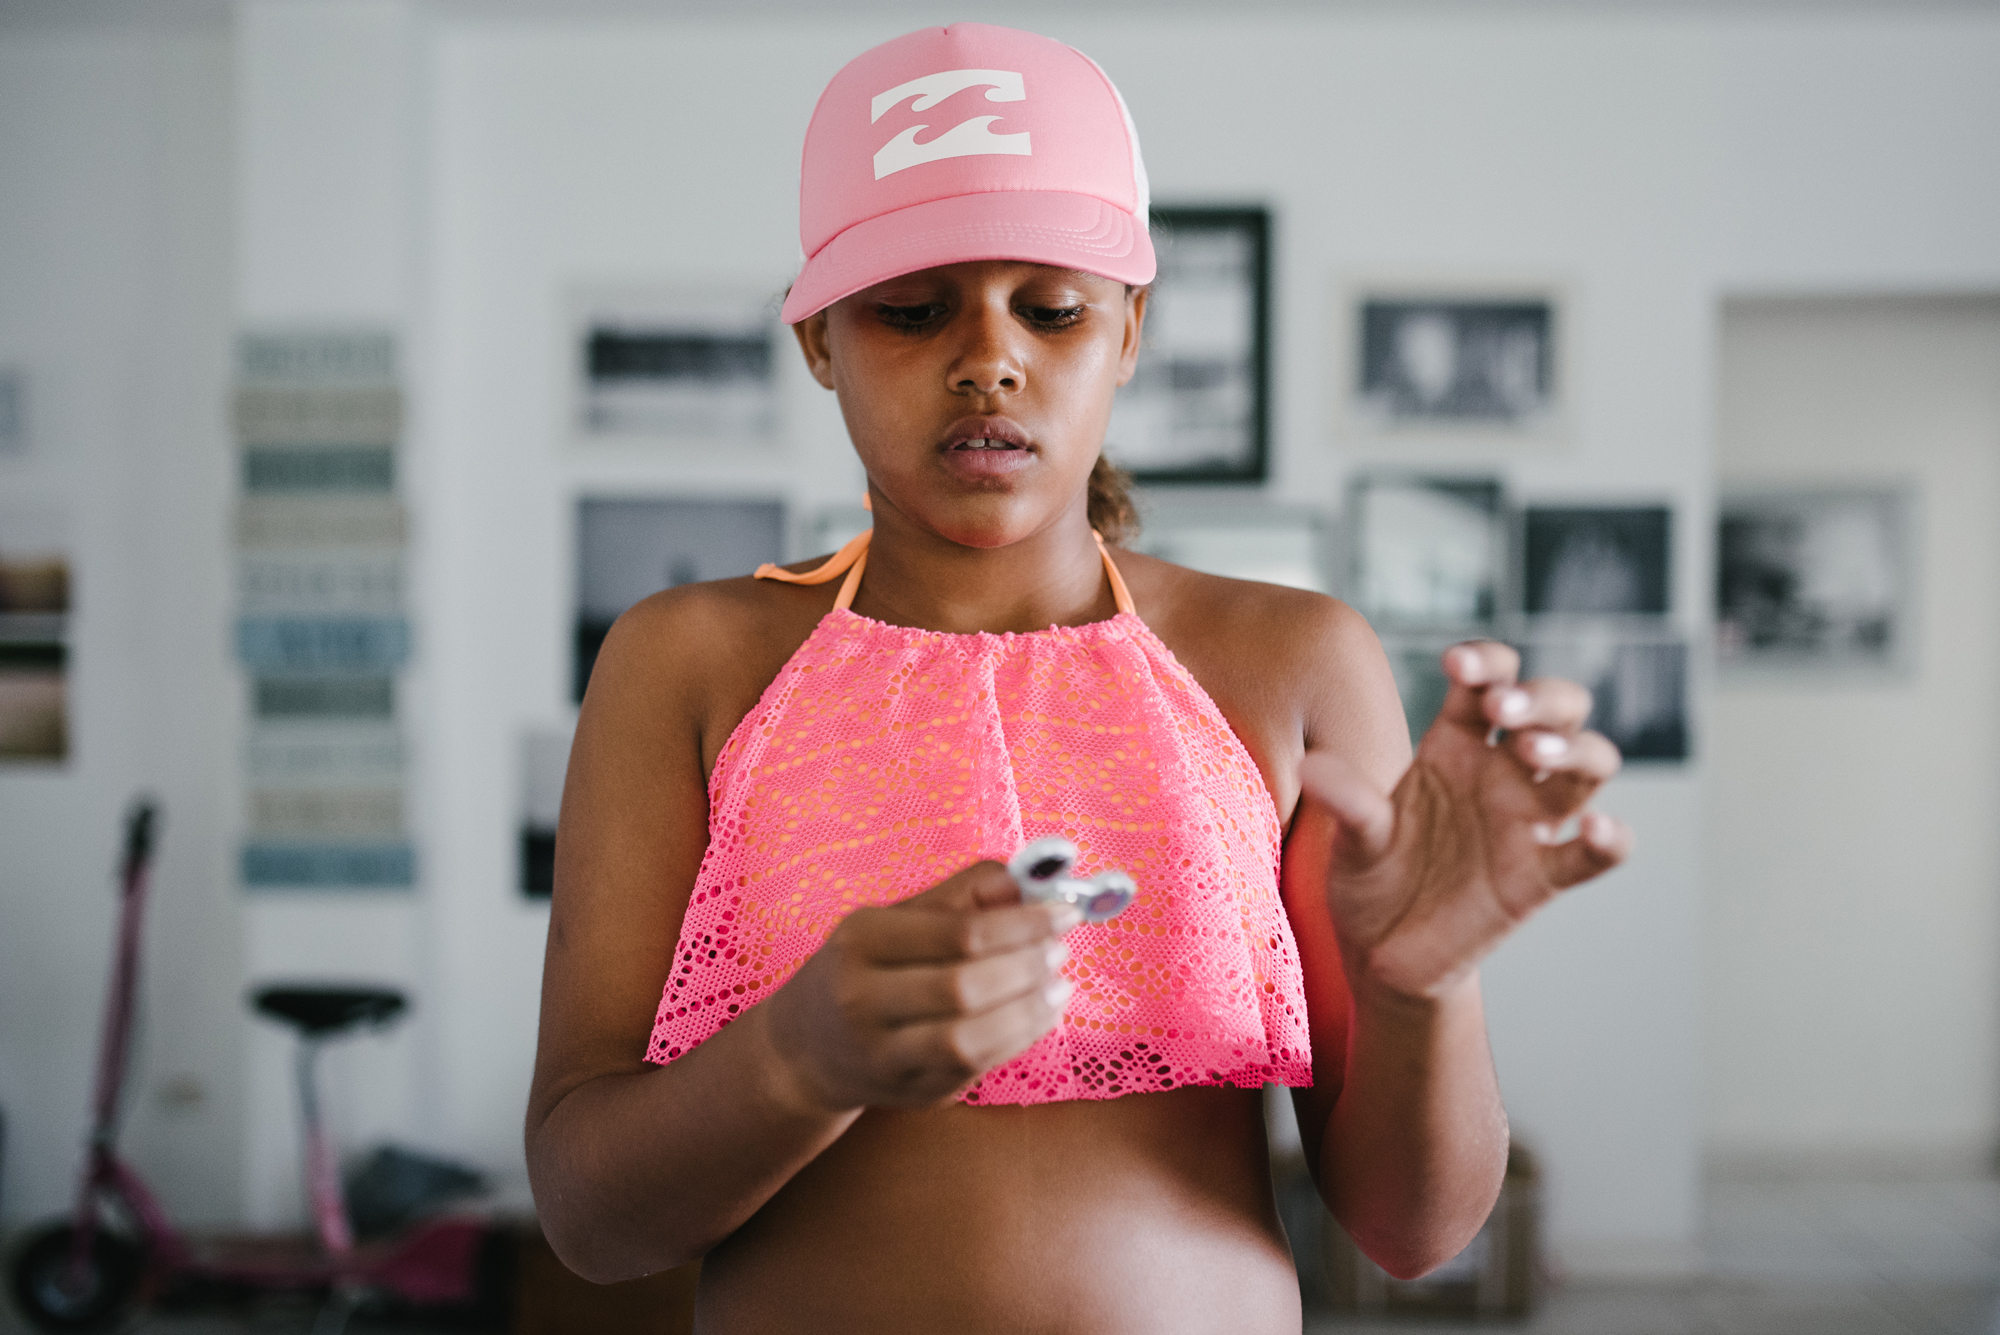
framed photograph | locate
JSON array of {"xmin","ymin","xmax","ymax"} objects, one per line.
[
  {"xmin": 1521, "ymin": 634, "xmax": 1689, "ymax": 762},
  {"xmin": 1523, "ymin": 505, "xmax": 1671, "ymax": 616},
  {"xmin": 574, "ymin": 497, "xmax": 785, "ymax": 701},
  {"xmin": 1133, "ymin": 504, "xmax": 1331, "ymax": 593},
  {"xmin": 1104, "ymin": 207, "xmax": 1269, "ymax": 484},
  {"xmin": 1716, "ymin": 487, "xmax": 1910, "ymax": 671},
  {"xmin": 1, "ymin": 506, "xmax": 70, "ymax": 762},
  {"xmin": 519, "ymin": 727, "xmax": 572, "ymax": 899},
  {"xmin": 574, "ymin": 288, "xmax": 780, "ymax": 443},
  {"xmin": 1379, "ymin": 638, "xmax": 1458, "ymax": 744},
  {"xmin": 0, "ymin": 643, "xmax": 65, "ymax": 761},
  {"xmin": 1348, "ymin": 474, "xmax": 1505, "ymax": 630},
  {"xmin": 1344, "ymin": 286, "xmax": 1563, "ymax": 439}
]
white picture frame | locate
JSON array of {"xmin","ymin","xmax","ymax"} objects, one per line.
[
  {"xmin": 570, "ymin": 285, "xmax": 785, "ymax": 447},
  {"xmin": 1346, "ymin": 473, "xmax": 1506, "ymax": 631},
  {"xmin": 1716, "ymin": 484, "xmax": 1914, "ymax": 675},
  {"xmin": 1337, "ymin": 279, "xmax": 1570, "ymax": 445}
]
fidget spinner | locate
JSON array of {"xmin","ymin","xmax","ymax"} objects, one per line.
[{"xmin": 1006, "ymin": 836, "xmax": 1136, "ymax": 924}]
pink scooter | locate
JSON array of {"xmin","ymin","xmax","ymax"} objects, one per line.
[{"xmin": 7, "ymin": 801, "xmax": 492, "ymax": 1333}]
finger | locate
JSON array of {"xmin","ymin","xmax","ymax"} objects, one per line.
[
  {"xmin": 874, "ymin": 977, "xmax": 1072, "ymax": 1104},
  {"xmin": 897, "ymin": 859, "xmax": 1022, "ymax": 913},
  {"xmin": 943, "ymin": 976, "xmax": 1072, "ymax": 1073},
  {"xmin": 1435, "ymin": 641, "xmax": 1522, "ymax": 731},
  {"xmin": 1483, "ymin": 676, "xmax": 1594, "ymax": 737},
  {"xmin": 1506, "ymin": 728, "xmax": 1622, "ymax": 792},
  {"xmin": 1538, "ymin": 811, "xmax": 1633, "ymax": 890},
  {"xmin": 1298, "ymin": 752, "xmax": 1395, "ymax": 868},
  {"xmin": 866, "ymin": 938, "xmax": 1068, "ymax": 1025},
  {"xmin": 845, "ymin": 899, "xmax": 1078, "ymax": 967}
]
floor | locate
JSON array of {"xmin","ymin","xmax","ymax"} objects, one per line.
[
  {"xmin": 1307, "ymin": 1172, "xmax": 2000, "ymax": 1335},
  {"xmin": 4, "ymin": 1171, "xmax": 1995, "ymax": 1334}
]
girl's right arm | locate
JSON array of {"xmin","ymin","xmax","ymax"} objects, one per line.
[{"xmin": 523, "ymin": 589, "xmax": 1077, "ymax": 1283}]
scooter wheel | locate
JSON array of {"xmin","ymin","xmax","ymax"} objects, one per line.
[{"xmin": 7, "ymin": 1224, "xmax": 143, "ymax": 1333}]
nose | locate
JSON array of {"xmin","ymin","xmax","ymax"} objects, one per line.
[{"xmin": 946, "ymin": 298, "xmax": 1025, "ymax": 397}]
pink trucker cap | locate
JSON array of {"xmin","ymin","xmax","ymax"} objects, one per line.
[{"xmin": 780, "ymin": 23, "xmax": 1155, "ymax": 324}]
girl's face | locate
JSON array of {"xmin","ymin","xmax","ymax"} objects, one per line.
[{"xmin": 794, "ymin": 261, "xmax": 1145, "ymax": 550}]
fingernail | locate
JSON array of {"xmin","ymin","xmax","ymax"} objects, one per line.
[
  {"xmin": 1045, "ymin": 978, "xmax": 1075, "ymax": 1007},
  {"xmin": 1452, "ymin": 647, "xmax": 1484, "ymax": 680},
  {"xmin": 1498, "ymin": 690, "xmax": 1531, "ymax": 724},
  {"xmin": 1045, "ymin": 942, "xmax": 1070, "ymax": 970},
  {"xmin": 1532, "ymin": 733, "xmax": 1567, "ymax": 761},
  {"xmin": 1585, "ymin": 813, "xmax": 1614, "ymax": 846},
  {"xmin": 1051, "ymin": 905, "xmax": 1083, "ymax": 932}
]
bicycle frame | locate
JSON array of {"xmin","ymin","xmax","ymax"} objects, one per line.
[
  {"xmin": 55, "ymin": 799, "xmax": 482, "ymax": 1309},
  {"xmin": 67, "ymin": 804, "xmax": 159, "ymax": 1285}
]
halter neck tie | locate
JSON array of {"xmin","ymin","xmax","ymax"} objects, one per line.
[{"xmin": 754, "ymin": 529, "xmax": 1136, "ymax": 617}]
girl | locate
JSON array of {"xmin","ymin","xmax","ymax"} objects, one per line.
[{"xmin": 527, "ymin": 22, "xmax": 1628, "ymax": 1332}]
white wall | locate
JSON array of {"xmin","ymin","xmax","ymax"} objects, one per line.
[
  {"xmin": 0, "ymin": 20, "xmax": 241, "ymax": 1226},
  {"xmin": 231, "ymin": 0, "xmax": 436, "ymax": 1229},
  {"xmin": 411, "ymin": 7, "xmax": 2000, "ymax": 1275},
  {"xmin": 416, "ymin": 7, "xmax": 1734, "ymax": 1272},
  {"xmin": 1707, "ymin": 297, "xmax": 2000, "ymax": 1162},
  {"xmin": 6, "ymin": 0, "xmax": 2000, "ymax": 1282}
]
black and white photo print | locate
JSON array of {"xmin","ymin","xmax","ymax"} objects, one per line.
[
  {"xmin": 1348, "ymin": 475, "xmax": 1504, "ymax": 629},
  {"xmin": 1355, "ymin": 295, "xmax": 1557, "ymax": 431},
  {"xmin": 1524, "ymin": 505, "xmax": 1671, "ymax": 616},
  {"xmin": 1522, "ymin": 634, "xmax": 1688, "ymax": 762},
  {"xmin": 1716, "ymin": 488, "xmax": 1909, "ymax": 669},
  {"xmin": 577, "ymin": 289, "xmax": 779, "ymax": 441},
  {"xmin": 1104, "ymin": 208, "xmax": 1269, "ymax": 483},
  {"xmin": 1380, "ymin": 639, "xmax": 1457, "ymax": 744},
  {"xmin": 574, "ymin": 497, "xmax": 784, "ymax": 700}
]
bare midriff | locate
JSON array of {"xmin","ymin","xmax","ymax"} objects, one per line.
[{"xmin": 694, "ymin": 1086, "xmax": 1301, "ymax": 1334}]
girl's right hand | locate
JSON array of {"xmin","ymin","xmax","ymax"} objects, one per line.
[{"xmin": 763, "ymin": 860, "xmax": 1082, "ymax": 1111}]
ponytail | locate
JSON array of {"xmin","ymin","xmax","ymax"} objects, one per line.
[{"xmin": 1087, "ymin": 454, "xmax": 1140, "ymax": 547}]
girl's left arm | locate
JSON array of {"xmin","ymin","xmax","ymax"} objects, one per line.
[{"xmin": 1279, "ymin": 609, "xmax": 1631, "ymax": 1281}]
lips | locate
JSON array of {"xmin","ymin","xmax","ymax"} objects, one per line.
[
  {"xmin": 940, "ymin": 415, "xmax": 1034, "ymax": 453},
  {"xmin": 937, "ymin": 414, "xmax": 1037, "ymax": 480}
]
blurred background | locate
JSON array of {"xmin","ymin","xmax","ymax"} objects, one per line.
[{"xmin": 1, "ymin": 0, "xmax": 1997, "ymax": 1330}]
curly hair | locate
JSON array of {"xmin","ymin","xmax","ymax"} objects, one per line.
[{"xmin": 1086, "ymin": 454, "xmax": 1140, "ymax": 547}]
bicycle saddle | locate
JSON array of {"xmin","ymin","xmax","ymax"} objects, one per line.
[{"xmin": 250, "ymin": 984, "xmax": 407, "ymax": 1037}]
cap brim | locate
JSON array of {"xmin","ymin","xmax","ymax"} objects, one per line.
[{"xmin": 781, "ymin": 190, "xmax": 1157, "ymax": 324}]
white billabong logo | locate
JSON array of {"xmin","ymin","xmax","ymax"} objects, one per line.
[{"xmin": 870, "ymin": 69, "xmax": 1031, "ymax": 180}]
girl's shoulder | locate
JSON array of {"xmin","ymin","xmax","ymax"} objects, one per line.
[
  {"xmin": 1113, "ymin": 547, "xmax": 1383, "ymax": 679},
  {"xmin": 1113, "ymin": 548, "xmax": 1407, "ymax": 821},
  {"xmin": 591, "ymin": 572, "xmax": 841, "ymax": 779}
]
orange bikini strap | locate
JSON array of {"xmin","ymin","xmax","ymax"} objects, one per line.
[
  {"xmin": 754, "ymin": 529, "xmax": 869, "ymax": 585},
  {"xmin": 755, "ymin": 526, "xmax": 1133, "ymax": 618},
  {"xmin": 1095, "ymin": 532, "xmax": 1137, "ymax": 617}
]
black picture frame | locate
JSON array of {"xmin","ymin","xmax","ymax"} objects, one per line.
[
  {"xmin": 1522, "ymin": 505, "xmax": 1672, "ymax": 616},
  {"xmin": 1352, "ymin": 293, "xmax": 1559, "ymax": 433},
  {"xmin": 1520, "ymin": 636, "xmax": 1689, "ymax": 762},
  {"xmin": 573, "ymin": 496, "xmax": 785, "ymax": 702},
  {"xmin": 1107, "ymin": 206, "xmax": 1270, "ymax": 485},
  {"xmin": 1346, "ymin": 473, "xmax": 1506, "ymax": 631},
  {"xmin": 1715, "ymin": 486, "xmax": 1911, "ymax": 672}
]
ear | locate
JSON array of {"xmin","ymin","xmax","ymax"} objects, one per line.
[
  {"xmin": 792, "ymin": 311, "xmax": 836, "ymax": 391},
  {"xmin": 1114, "ymin": 286, "xmax": 1149, "ymax": 388}
]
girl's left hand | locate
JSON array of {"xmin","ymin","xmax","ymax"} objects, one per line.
[{"xmin": 1303, "ymin": 640, "xmax": 1634, "ymax": 1002}]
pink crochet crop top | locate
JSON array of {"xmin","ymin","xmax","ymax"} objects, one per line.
[{"xmin": 644, "ymin": 531, "xmax": 1313, "ymax": 1104}]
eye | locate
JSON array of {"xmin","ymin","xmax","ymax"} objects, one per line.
[
  {"xmin": 1020, "ymin": 304, "xmax": 1086, "ymax": 329},
  {"xmin": 876, "ymin": 302, "xmax": 947, "ymax": 330}
]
